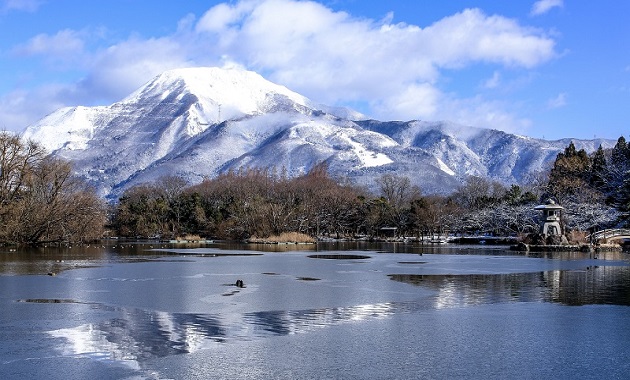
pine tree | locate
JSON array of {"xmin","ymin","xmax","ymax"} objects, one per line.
[
  {"xmin": 547, "ymin": 141, "xmax": 591, "ymax": 201},
  {"xmin": 611, "ymin": 136, "xmax": 628, "ymax": 167},
  {"xmin": 589, "ymin": 145, "xmax": 607, "ymax": 190},
  {"xmin": 606, "ymin": 136, "xmax": 630, "ymax": 207}
]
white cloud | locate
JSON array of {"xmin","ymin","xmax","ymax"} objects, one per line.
[
  {"xmin": 547, "ymin": 92, "xmax": 567, "ymax": 109},
  {"xmin": 78, "ymin": 36, "xmax": 197, "ymax": 100},
  {"xmin": 378, "ymin": 88, "xmax": 533, "ymax": 134},
  {"xmin": 483, "ymin": 71, "xmax": 502, "ymax": 89},
  {"xmin": 2, "ymin": 0, "xmax": 558, "ymax": 134},
  {"xmin": 373, "ymin": 83, "xmax": 441, "ymax": 121},
  {"xmin": 191, "ymin": 1, "xmax": 556, "ymax": 130},
  {"xmin": 419, "ymin": 9, "xmax": 555, "ymax": 68},
  {"xmin": 1, "ymin": 0, "xmax": 42, "ymax": 13},
  {"xmin": 0, "ymin": 85, "xmax": 70, "ymax": 133},
  {"xmin": 443, "ymin": 95, "xmax": 533, "ymax": 134},
  {"xmin": 12, "ymin": 29, "xmax": 86, "ymax": 58},
  {"xmin": 531, "ymin": 0, "xmax": 563, "ymax": 16}
]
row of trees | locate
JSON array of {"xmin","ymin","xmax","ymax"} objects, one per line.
[
  {"xmin": 0, "ymin": 132, "xmax": 106, "ymax": 245},
  {"xmin": 111, "ymin": 165, "xmax": 547, "ymax": 240},
  {"xmin": 111, "ymin": 138, "xmax": 630, "ymax": 241},
  {"xmin": 113, "ymin": 165, "xmax": 367, "ymax": 240},
  {"xmin": 3, "ymin": 131, "xmax": 627, "ymax": 244}
]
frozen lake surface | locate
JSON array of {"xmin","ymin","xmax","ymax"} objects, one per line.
[{"xmin": 1, "ymin": 243, "xmax": 630, "ymax": 379}]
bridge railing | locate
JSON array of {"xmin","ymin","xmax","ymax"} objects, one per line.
[{"xmin": 587, "ymin": 229, "xmax": 630, "ymax": 241}]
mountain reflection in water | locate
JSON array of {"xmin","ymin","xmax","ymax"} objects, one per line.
[
  {"xmin": 48, "ymin": 301, "xmax": 412, "ymax": 366},
  {"xmin": 45, "ymin": 265, "xmax": 630, "ymax": 368}
]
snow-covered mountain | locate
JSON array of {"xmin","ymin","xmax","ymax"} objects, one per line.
[{"xmin": 23, "ymin": 67, "xmax": 614, "ymax": 200}]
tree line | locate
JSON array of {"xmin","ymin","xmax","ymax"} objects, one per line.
[
  {"xmin": 110, "ymin": 165, "xmax": 543, "ymax": 241},
  {"xmin": 111, "ymin": 139, "xmax": 630, "ymax": 242},
  {"xmin": 2, "ymin": 132, "xmax": 628, "ymax": 245}
]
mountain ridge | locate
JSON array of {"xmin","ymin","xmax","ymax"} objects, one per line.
[{"xmin": 22, "ymin": 66, "xmax": 614, "ymax": 200}]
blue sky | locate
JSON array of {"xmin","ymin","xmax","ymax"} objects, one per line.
[{"xmin": 0, "ymin": 0, "xmax": 628, "ymax": 140}]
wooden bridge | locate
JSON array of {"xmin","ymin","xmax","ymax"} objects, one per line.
[{"xmin": 586, "ymin": 229, "xmax": 630, "ymax": 243}]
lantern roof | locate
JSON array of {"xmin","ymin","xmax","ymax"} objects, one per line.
[{"xmin": 534, "ymin": 199, "xmax": 564, "ymax": 211}]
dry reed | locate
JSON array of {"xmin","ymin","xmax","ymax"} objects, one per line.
[{"xmin": 248, "ymin": 232, "xmax": 316, "ymax": 244}]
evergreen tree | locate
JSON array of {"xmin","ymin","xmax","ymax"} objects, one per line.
[
  {"xmin": 605, "ymin": 136, "xmax": 630, "ymax": 207},
  {"xmin": 589, "ymin": 145, "xmax": 607, "ymax": 190},
  {"xmin": 611, "ymin": 136, "xmax": 629, "ymax": 168},
  {"xmin": 547, "ymin": 141, "xmax": 591, "ymax": 202},
  {"xmin": 618, "ymin": 176, "xmax": 630, "ymax": 225}
]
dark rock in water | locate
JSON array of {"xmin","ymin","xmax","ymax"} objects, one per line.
[{"xmin": 512, "ymin": 242, "xmax": 529, "ymax": 252}]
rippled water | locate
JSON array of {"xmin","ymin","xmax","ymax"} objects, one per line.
[{"xmin": 1, "ymin": 242, "xmax": 629, "ymax": 379}]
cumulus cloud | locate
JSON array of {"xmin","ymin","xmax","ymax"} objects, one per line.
[
  {"xmin": 191, "ymin": 0, "xmax": 556, "ymax": 129},
  {"xmin": 78, "ymin": 36, "xmax": 198, "ymax": 101},
  {"xmin": 1, "ymin": 0, "xmax": 559, "ymax": 134},
  {"xmin": 531, "ymin": 0, "xmax": 563, "ymax": 16}
]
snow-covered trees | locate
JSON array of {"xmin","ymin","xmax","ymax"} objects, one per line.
[
  {"xmin": 546, "ymin": 141, "xmax": 592, "ymax": 204},
  {"xmin": 449, "ymin": 178, "xmax": 539, "ymax": 236},
  {"xmin": 542, "ymin": 139, "xmax": 626, "ymax": 231}
]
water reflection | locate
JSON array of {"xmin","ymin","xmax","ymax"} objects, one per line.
[
  {"xmin": 35, "ymin": 258, "xmax": 630, "ymax": 370},
  {"xmin": 47, "ymin": 265, "xmax": 630, "ymax": 368},
  {"xmin": 49, "ymin": 308, "xmax": 226, "ymax": 367},
  {"xmin": 47, "ymin": 300, "xmax": 411, "ymax": 368},
  {"xmin": 389, "ymin": 265, "xmax": 630, "ymax": 307},
  {"xmin": 0, "ymin": 247, "xmax": 109, "ymax": 276},
  {"xmin": 243, "ymin": 303, "xmax": 403, "ymax": 336}
]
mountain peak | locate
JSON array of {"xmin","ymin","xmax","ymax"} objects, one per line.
[
  {"xmin": 121, "ymin": 66, "xmax": 311, "ymax": 121},
  {"xmin": 24, "ymin": 66, "xmax": 319, "ymax": 153}
]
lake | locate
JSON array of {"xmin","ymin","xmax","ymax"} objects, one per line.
[{"xmin": 1, "ymin": 241, "xmax": 629, "ymax": 379}]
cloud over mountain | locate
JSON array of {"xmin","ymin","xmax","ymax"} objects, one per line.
[{"xmin": 2, "ymin": 0, "xmax": 558, "ymax": 138}]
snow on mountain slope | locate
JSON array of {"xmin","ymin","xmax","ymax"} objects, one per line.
[
  {"xmin": 22, "ymin": 66, "xmax": 614, "ymax": 200},
  {"xmin": 24, "ymin": 68, "xmax": 305, "ymax": 152},
  {"xmin": 22, "ymin": 67, "xmax": 363, "ymax": 197},
  {"xmin": 358, "ymin": 120, "xmax": 615, "ymax": 184},
  {"xmin": 116, "ymin": 113, "xmax": 400, "ymax": 197},
  {"xmin": 22, "ymin": 106, "xmax": 104, "ymax": 151}
]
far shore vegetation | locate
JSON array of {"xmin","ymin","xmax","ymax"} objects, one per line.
[{"xmin": 2, "ymin": 132, "xmax": 630, "ymax": 246}]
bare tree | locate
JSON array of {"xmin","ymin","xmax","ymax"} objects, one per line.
[
  {"xmin": 376, "ymin": 174, "xmax": 419, "ymax": 210},
  {"xmin": 0, "ymin": 132, "xmax": 46, "ymax": 205},
  {"xmin": 0, "ymin": 136, "xmax": 106, "ymax": 245}
]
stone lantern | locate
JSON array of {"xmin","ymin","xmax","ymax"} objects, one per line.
[{"xmin": 534, "ymin": 199, "xmax": 564, "ymax": 237}]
